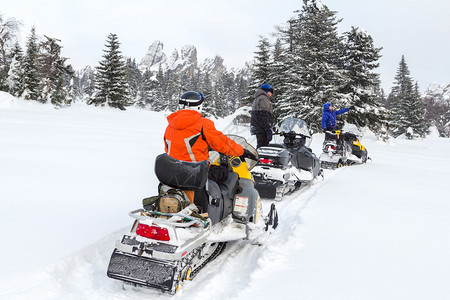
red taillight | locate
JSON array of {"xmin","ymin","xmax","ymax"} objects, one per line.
[
  {"xmin": 136, "ymin": 223, "xmax": 170, "ymax": 241},
  {"xmin": 327, "ymin": 146, "xmax": 336, "ymax": 151},
  {"xmin": 260, "ymin": 158, "xmax": 273, "ymax": 164}
]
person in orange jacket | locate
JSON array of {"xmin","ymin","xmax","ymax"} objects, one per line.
[{"xmin": 163, "ymin": 91, "xmax": 256, "ymax": 210}]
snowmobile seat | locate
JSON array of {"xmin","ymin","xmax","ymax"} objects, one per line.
[
  {"xmin": 343, "ymin": 132, "xmax": 358, "ymax": 142},
  {"xmin": 296, "ymin": 146, "xmax": 316, "ymax": 171},
  {"xmin": 204, "ymin": 171, "xmax": 238, "ymax": 225},
  {"xmin": 219, "ymin": 171, "xmax": 239, "ymax": 204},
  {"xmin": 154, "ymin": 153, "xmax": 209, "ymax": 190},
  {"xmin": 205, "ymin": 180, "xmax": 231, "ymax": 225}
]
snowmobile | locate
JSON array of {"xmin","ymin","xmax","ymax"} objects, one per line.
[
  {"xmin": 319, "ymin": 129, "xmax": 368, "ymax": 169},
  {"xmin": 251, "ymin": 118, "xmax": 322, "ymax": 201},
  {"xmin": 106, "ymin": 135, "xmax": 278, "ymax": 294}
]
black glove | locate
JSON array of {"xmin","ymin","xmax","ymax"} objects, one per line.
[
  {"xmin": 241, "ymin": 149, "xmax": 258, "ymax": 161},
  {"xmin": 349, "ymin": 105, "xmax": 355, "ymax": 110}
]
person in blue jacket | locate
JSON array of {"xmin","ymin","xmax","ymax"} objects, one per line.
[
  {"xmin": 321, "ymin": 102, "xmax": 354, "ymax": 132},
  {"xmin": 321, "ymin": 102, "xmax": 354, "ymax": 148}
]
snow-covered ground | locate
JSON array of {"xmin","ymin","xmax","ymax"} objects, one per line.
[{"xmin": 1, "ymin": 91, "xmax": 450, "ymax": 300}]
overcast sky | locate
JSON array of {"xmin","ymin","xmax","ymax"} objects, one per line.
[{"xmin": 2, "ymin": 0, "xmax": 449, "ymax": 93}]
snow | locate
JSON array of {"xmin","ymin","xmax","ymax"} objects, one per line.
[{"xmin": 1, "ymin": 92, "xmax": 450, "ymax": 300}]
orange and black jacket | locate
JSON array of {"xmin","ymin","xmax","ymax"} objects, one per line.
[{"xmin": 164, "ymin": 110, "xmax": 244, "ymax": 162}]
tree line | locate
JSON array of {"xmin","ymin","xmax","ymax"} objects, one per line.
[
  {"xmin": 1, "ymin": 1, "xmax": 449, "ymax": 138},
  {"xmin": 0, "ymin": 14, "xmax": 248, "ymax": 116},
  {"xmin": 247, "ymin": 0, "xmax": 447, "ymax": 138}
]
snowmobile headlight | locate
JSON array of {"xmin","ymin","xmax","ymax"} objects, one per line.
[
  {"xmin": 136, "ymin": 223, "xmax": 170, "ymax": 241},
  {"xmin": 283, "ymin": 173, "xmax": 290, "ymax": 180}
]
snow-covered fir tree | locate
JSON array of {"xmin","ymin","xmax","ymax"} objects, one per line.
[
  {"xmin": 201, "ymin": 72, "xmax": 215, "ymax": 117},
  {"xmin": 90, "ymin": 33, "xmax": 132, "ymax": 110},
  {"xmin": 0, "ymin": 14, "xmax": 21, "ymax": 91},
  {"xmin": 245, "ymin": 36, "xmax": 272, "ymax": 106},
  {"xmin": 150, "ymin": 65, "xmax": 167, "ymax": 111},
  {"xmin": 387, "ymin": 56, "xmax": 429, "ymax": 138},
  {"xmin": 234, "ymin": 69, "xmax": 250, "ymax": 109},
  {"xmin": 136, "ymin": 68, "xmax": 153, "ymax": 109},
  {"xmin": 406, "ymin": 82, "xmax": 429, "ymax": 138},
  {"xmin": 6, "ymin": 42, "xmax": 25, "ymax": 96},
  {"xmin": 73, "ymin": 66, "xmax": 95, "ymax": 101},
  {"xmin": 214, "ymin": 73, "xmax": 226, "ymax": 118},
  {"xmin": 22, "ymin": 27, "xmax": 42, "ymax": 101},
  {"xmin": 341, "ymin": 26, "xmax": 384, "ymax": 131},
  {"xmin": 275, "ymin": 0, "xmax": 347, "ymax": 131},
  {"xmin": 39, "ymin": 35, "xmax": 74, "ymax": 107},
  {"xmin": 221, "ymin": 71, "xmax": 241, "ymax": 116},
  {"xmin": 126, "ymin": 58, "xmax": 142, "ymax": 101},
  {"xmin": 423, "ymin": 83, "xmax": 450, "ymax": 137},
  {"xmin": 269, "ymin": 32, "xmax": 295, "ymax": 124}
]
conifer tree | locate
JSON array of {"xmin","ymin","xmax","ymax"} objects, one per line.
[
  {"xmin": 90, "ymin": 33, "xmax": 131, "ymax": 110},
  {"xmin": 244, "ymin": 36, "xmax": 272, "ymax": 106},
  {"xmin": 126, "ymin": 58, "xmax": 142, "ymax": 101},
  {"xmin": 423, "ymin": 87, "xmax": 450, "ymax": 137},
  {"xmin": 276, "ymin": 0, "xmax": 347, "ymax": 130},
  {"xmin": 6, "ymin": 42, "xmax": 25, "ymax": 96},
  {"xmin": 0, "ymin": 14, "xmax": 21, "ymax": 91},
  {"xmin": 40, "ymin": 35, "xmax": 74, "ymax": 106},
  {"xmin": 166, "ymin": 70, "xmax": 182, "ymax": 112},
  {"xmin": 150, "ymin": 65, "xmax": 167, "ymax": 111},
  {"xmin": 387, "ymin": 56, "xmax": 428, "ymax": 138},
  {"xmin": 137, "ymin": 68, "xmax": 153, "ymax": 108},
  {"xmin": 341, "ymin": 26, "xmax": 384, "ymax": 130},
  {"xmin": 234, "ymin": 70, "xmax": 249, "ymax": 109},
  {"xmin": 81, "ymin": 67, "xmax": 95, "ymax": 98},
  {"xmin": 405, "ymin": 82, "xmax": 429, "ymax": 138},
  {"xmin": 22, "ymin": 27, "xmax": 42, "ymax": 101},
  {"xmin": 201, "ymin": 72, "xmax": 215, "ymax": 117},
  {"xmin": 270, "ymin": 33, "xmax": 295, "ymax": 124}
]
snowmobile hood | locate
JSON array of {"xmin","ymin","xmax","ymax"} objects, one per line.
[
  {"xmin": 323, "ymin": 102, "xmax": 332, "ymax": 113},
  {"xmin": 166, "ymin": 109, "xmax": 203, "ymax": 130}
]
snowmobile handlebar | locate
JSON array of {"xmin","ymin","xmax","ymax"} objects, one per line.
[{"xmin": 274, "ymin": 130, "xmax": 309, "ymax": 139}]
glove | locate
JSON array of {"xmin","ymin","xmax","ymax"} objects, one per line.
[
  {"xmin": 241, "ymin": 149, "xmax": 258, "ymax": 161},
  {"xmin": 266, "ymin": 129, "xmax": 273, "ymax": 143},
  {"xmin": 349, "ymin": 105, "xmax": 355, "ymax": 110}
]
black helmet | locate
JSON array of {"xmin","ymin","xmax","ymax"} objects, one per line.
[{"xmin": 179, "ymin": 91, "xmax": 205, "ymax": 109}]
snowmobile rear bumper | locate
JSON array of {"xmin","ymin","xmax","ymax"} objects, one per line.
[{"xmin": 107, "ymin": 249, "xmax": 178, "ymax": 293}]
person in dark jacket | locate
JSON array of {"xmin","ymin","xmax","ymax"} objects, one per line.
[{"xmin": 250, "ymin": 83, "xmax": 274, "ymax": 148}]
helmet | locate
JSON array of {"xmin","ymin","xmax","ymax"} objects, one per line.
[{"xmin": 179, "ymin": 91, "xmax": 205, "ymax": 111}]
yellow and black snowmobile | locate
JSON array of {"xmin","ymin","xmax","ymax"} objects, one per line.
[{"xmin": 106, "ymin": 135, "xmax": 278, "ymax": 294}]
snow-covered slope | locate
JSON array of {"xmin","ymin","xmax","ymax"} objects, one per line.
[{"xmin": 1, "ymin": 92, "xmax": 450, "ymax": 300}]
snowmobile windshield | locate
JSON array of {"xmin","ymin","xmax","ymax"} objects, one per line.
[
  {"xmin": 278, "ymin": 118, "xmax": 310, "ymax": 137},
  {"xmin": 209, "ymin": 135, "xmax": 258, "ymax": 170}
]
